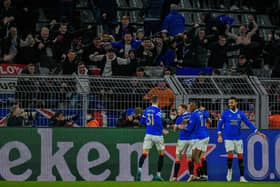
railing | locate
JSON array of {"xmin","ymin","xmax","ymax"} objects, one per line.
[{"xmin": 0, "ymin": 75, "xmax": 279, "ymax": 129}]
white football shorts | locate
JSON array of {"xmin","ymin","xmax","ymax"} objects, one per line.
[{"xmin": 143, "ymin": 134, "xmax": 165, "ymax": 151}]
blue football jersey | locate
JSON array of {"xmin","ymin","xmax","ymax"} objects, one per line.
[
  {"xmin": 175, "ymin": 112, "xmax": 197, "ymax": 140},
  {"xmin": 198, "ymin": 109, "xmax": 209, "ymax": 139},
  {"xmin": 217, "ymin": 109, "xmax": 257, "ymax": 140},
  {"xmin": 141, "ymin": 105, "xmax": 163, "ymax": 136},
  {"xmin": 184, "ymin": 109, "xmax": 200, "ymax": 137},
  {"xmin": 185, "ymin": 109, "xmax": 208, "ymax": 139}
]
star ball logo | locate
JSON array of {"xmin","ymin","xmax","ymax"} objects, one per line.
[{"xmin": 165, "ymin": 143, "xmax": 216, "ymax": 181}]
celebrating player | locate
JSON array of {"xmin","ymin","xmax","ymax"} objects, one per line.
[
  {"xmin": 217, "ymin": 96, "xmax": 266, "ymax": 182},
  {"xmin": 171, "ymin": 103, "xmax": 197, "ymax": 181},
  {"xmin": 136, "ymin": 95, "xmax": 169, "ymax": 181},
  {"xmin": 197, "ymin": 105, "xmax": 211, "ymax": 180},
  {"xmin": 186, "ymin": 101, "xmax": 210, "ymax": 181}
]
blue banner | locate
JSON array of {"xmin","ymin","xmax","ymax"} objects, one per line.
[{"xmin": 206, "ymin": 130, "xmax": 280, "ymax": 181}]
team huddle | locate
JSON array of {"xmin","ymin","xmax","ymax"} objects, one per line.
[{"xmin": 135, "ymin": 95, "xmax": 266, "ymax": 182}]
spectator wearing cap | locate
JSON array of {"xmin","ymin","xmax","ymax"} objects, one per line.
[
  {"xmin": 236, "ymin": 55, "xmax": 253, "ymax": 76},
  {"xmin": 111, "ymin": 32, "xmax": 141, "ymax": 58},
  {"xmin": 89, "ymin": 49, "xmax": 129, "ymax": 76},
  {"xmin": 116, "ymin": 108, "xmax": 140, "ymax": 128},
  {"xmin": 161, "ymin": 4, "xmax": 185, "ymax": 36},
  {"xmin": 114, "ymin": 16, "xmax": 136, "ymax": 41},
  {"xmin": 143, "ymin": 0, "xmax": 164, "ymax": 36}
]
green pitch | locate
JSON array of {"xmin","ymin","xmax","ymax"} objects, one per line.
[{"xmin": 0, "ymin": 182, "xmax": 279, "ymax": 187}]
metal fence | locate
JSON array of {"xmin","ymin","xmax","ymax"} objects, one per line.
[
  {"xmin": 87, "ymin": 76, "xmax": 181, "ymax": 127},
  {"xmin": 0, "ymin": 75, "xmax": 279, "ymax": 129},
  {"xmin": 0, "ymin": 75, "xmax": 182, "ymax": 128},
  {"xmin": 173, "ymin": 75, "xmax": 261, "ymax": 129},
  {"xmin": 256, "ymin": 78, "xmax": 280, "ymax": 129},
  {"xmin": 0, "ymin": 75, "xmax": 84, "ymax": 127}
]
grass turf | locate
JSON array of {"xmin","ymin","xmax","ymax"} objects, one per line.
[{"xmin": 0, "ymin": 181, "xmax": 279, "ymax": 187}]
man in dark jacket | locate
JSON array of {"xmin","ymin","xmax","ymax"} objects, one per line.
[
  {"xmin": 6, "ymin": 105, "xmax": 25, "ymax": 127},
  {"xmin": 116, "ymin": 108, "xmax": 140, "ymax": 128},
  {"xmin": 236, "ymin": 55, "xmax": 254, "ymax": 76},
  {"xmin": 206, "ymin": 35, "xmax": 240, "ymax": 69},
  {"xmin": 35, "ymin": 27, "xmax": 56, "ymax": 74},
  {"xmin": 61, "ymin": 49, "xmax": 79, "ymax": 75},
  {"xmin": 49, "ymin": 111, "xmax": 79, "ymax": 127},
  {"xmin": 200, "ymin": 12, "xmax": 225, "ymax": 37},
  {"xmin": 1, "ymin": 26, "xmax": 21, "ymax": 64}
]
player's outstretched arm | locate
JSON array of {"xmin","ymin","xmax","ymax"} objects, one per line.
[{"xmin": 217, "ymin": 112, "xmax": 225, "ymax": 142}]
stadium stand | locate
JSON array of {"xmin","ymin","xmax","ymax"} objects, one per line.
[{"xmin": 0, "ymin": 0, "xmax": 279, "ymax": 128}]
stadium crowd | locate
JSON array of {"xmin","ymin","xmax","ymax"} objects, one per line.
[
  {"xmin": 0, "ymin": 0, "xmax": 279, "ymax": 78},
  {"xmin": 0, "ymin": 0, "xmax": 280, "ymax": 129}
]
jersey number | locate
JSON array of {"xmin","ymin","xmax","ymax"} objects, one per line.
[
  {"xmin": 200, "ymin": 114, "xmax": 204, "ymax": 127},
  {"xmin": 147, "ymin": 114, "xmax": 154, "ymax": 126}
]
